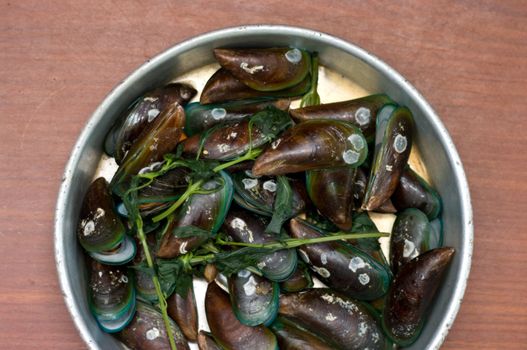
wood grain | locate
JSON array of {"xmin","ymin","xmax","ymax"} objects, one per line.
[{"xmin": 1, "ymin": 0, "xmax": 526, "ymax": 348}]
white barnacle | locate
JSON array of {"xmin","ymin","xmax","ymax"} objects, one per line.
[
  {"xmin": 119, "ymin": 275, "xmax": 128, "ymax": 284},
  {"xmin": 242, "ymin": 178, "xmax": 258, "ymax": 190},
  {"xmin": 237, "ymin": 269, "xmax": 251, "ymax": 278},
  {"xmin": 285, "ymin": 48, "xmax": 302, "ymax": 63},
  {"xmin": 355, "ymin": 107, "xmax": 371, "ymax": 126},
  {"xmin": 403, "ymin": 239, "xmax": 418, "ymax": 259},
  {"xmin": 271, "ymin": 138, "xmax": 282, "ymax": 149},
  {"xmin": 348, "ymin": 256, "xmax": 370, "ymax": 272},
  {"xmin": 143, "ymin": 97, "xmax": 158, "ymax": 103},
  {"xmin": 83, "ymin": 221, "xmax": 95, "ymax": 236},
  {"xmin": 320, "ymin": 252, "xmax": 328, "ymax": 265},
  {"xmin": 95, "ymin": 208, "xmax": 105, "ymax": 219},
  {"xmin": 217, "ymin": 144, "xmax": 230, "ymax": 153},
  {"xmin": 211, "ymin": 108, "xmax": 227, "ymax": 120},
  {"xmin": 325, "ymin": 312, "xmax": 338, "ymax": 321},
  {"xmin": 358, "ymin": 273, "xmax": 370, "ymax": 285},
  {"xmin": 342, "ymin": 150, "xmax": 360, "ymax": 165},
  {"xmin": 230, "ymin": 218, "xmax": 254, "ymax": 242},
  {"xmin": 240, "ymin": 62, "xmax": 264, "ymax": 74},
  {"xmin": 385, "ymin": 164, "xmax": 393, "ymax": 172},
  {"xmin": 145, "ymin": 327, "xmax": 160, "ymax": 340},
  {"xmin": 312, "ymin": 266, "xmax": 331, "ymax": 278},
  {"xmin": 358, "ymin": 321, "xmax": 369, "ymax": 336},
  {"xmin": 299, "ymin": 249, "xmax": 310, "ymax": 263},
  {"xmin": 147, "ymin": 108, "xmax": 160, "ymax": 122},
  {"xmin": 179, "ymin": 241, "xmax": 189, "ymax": 255},
  {"xmin": 227, "ymin": 131, "xmax": 238, "ymax": 140},
  {"xmin": 394, "ymin": 134, "xmax": 408, "ymax": 153},
  {"xmin": 243, "ymin": 276, "xmax": 258, "ymax": 296},
  {"xmin": 348, "ymin": 134, "xmax": 365, "ymax": 150},
  {"xmin": 262, "ymin": 180, "xmax": 277, "ymax": 192}
]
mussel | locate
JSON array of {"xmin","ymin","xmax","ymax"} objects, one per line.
[
  {"xmin": 289, "ymin": 218, "xmax": 391, "ymax": 300},
  {"xmin": 214, "ymin": 48, "xmax": 311, "ymax": 91},
  {"xmin": 361, "ymin": 105, "xmax": 415, "ymax": 211},
  {"xmin": 88, "ymin": 260, "xmax": 135, "ymax": 333},
  {"xmin": 306, "ymin": 167, "xmax": 357, "ymax": 231},
  {"xmin": 279, "ymin": 288, "xmax": 387, "ymax": 349},
  {"xmin": 280, "ymin": 261, "xmax": 313, "ymax": 293},
  {"xmin": 205, "ymin": 282, "xmax": 278, "ymax": 350},
  {"xmin": 270, "ymin": 316, "xmax": 333, "ymax": 350},
  {"xmin": 348, "ymin": 212, "xmax": 389, "ymax": 267},
  {"xmin": 111, "ymin": 102, "xmax": 186, "ymax": 196},
  {"xmin": 228, "ymin": 269, "xmax": 279, "ymax": 326},
  {"xmin": 132, "ymin": 235, "xmax": 158, "ymax": 302},
  {"xmin": 183, "ymin": 107, "xmax": 291, "ymax": 160},
  {"xmin": 200, "ymin": 68, "xmax": 310, "ymax": 105},
  {"xmin": 118, "ymin": 300, "xmax": 189, "ymax": 350},
  {"xmin": 390, "ymin": 208, "xmax": 438, "ymax": 275},
  {"xmin": 392, "ymin": 166, "xmax": 442, "ymax": 220},
  {"xmin": 223, "ymin": 210, "xmax": 297, "ymax": 281},
  {"xmin": 289, "ymin": 94, "xmax": 393, "ymax": 141},
  {"xmin": 105, "ymin": 83, "xmax": 196, "ymax": 164},
  {"xmin": 252, "ymin": 120, "xmax": 368, "ymax": 176},
  {"xmin": 383, "ymin": 247, "xmax": 455, "ymax": 346},
  {"xmin": 167, "ymin": 283, "xmax": 199, "ymax": 341},
  {"xmin": 197, "ymin": 331, "xmax": 222, "ymax": 350},
  {"xmin": 157, "ymin": 170, "xmax": 233, "ymax": 259},
  {"xmin": 185, "ymin": 98, "xmax": 290, "ymax": 137},
  {"xmin": 77, "ymin": 177, "xmax": 136, "ymax": 265}
]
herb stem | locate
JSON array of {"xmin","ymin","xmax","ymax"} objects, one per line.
[
  {"xmin": 300, "ymin": 52, "xmax": 320, "ymax": 108},
  {"xmin": 152, "ymin": 180, "xmax": 204, "ymax": 222},
  {"xmin": 212, "ymin": 148, "xmax": 263, "ymax": 173}
]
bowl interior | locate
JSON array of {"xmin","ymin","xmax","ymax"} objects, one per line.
[{"xmin": 55, "ymin": 25, "xmax": 472, "ymax": 350}]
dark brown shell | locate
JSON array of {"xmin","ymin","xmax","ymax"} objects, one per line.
[
  {"xmin": 197, "ymin": 331, "xmax": 222, "ymax": 350},
  {"xmin": 270, "ymin": 316, "xmax": 333, "ymax": 350},
  {"xmin": 383, "ymin": 247, "xmax": 455, "ymax": 346},
  {"xmin": 167, "ymin": 284, "xmax": 199, "ymax": 341}
]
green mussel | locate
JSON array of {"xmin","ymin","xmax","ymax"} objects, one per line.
[{"xmin": 280, "ymin": 261, "xmax": 313, "ymax": 293}]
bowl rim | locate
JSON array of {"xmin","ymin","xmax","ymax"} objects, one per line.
[{"xmin": 54, "ymin": 24, "xmax": 473, "ymax": 349}]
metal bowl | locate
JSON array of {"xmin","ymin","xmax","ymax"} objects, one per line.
[{"xmin": 55, "ymin": 25, "xmax": 473, "ymax": 349}]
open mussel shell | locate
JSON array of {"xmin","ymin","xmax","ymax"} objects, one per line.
[
  {"xmin": 110, "ymin": 102, "xmax": 186, "ymax": 196},
  {"xmin": 223, "ymin": 210, "xmax": 297, "ymax": 281},
  {"xmin": 183, "ymin": 107, "xmax": 291, "ymax": 160},
  {"xmin": 157, "ymin": 171, "xmax": 233, "ymax": 258},
  {"xmin": 197, "ymin": 331, "xmax": 222, "ymax": 350},
  {"xmin": 118, "ymin": 300, "xmax": 189, "ymax": 350},
  {"xmin": 89, "ymin": 235, "xmax": 136, "ymax": 265},
  {"xmin": 361, "ymin": 105, "xmax": 414, "ymax": 211},
  {"xmin": 279, "ymin": 288, "xmax": 387, "ymax": 350},
  {"xmin": 104, "ymin": 83, "xmax": 196, "ymax": 164},
  {"xmin": 306, "ymin": 167, "xmax": 357, "ymax": 231},
  {"xmin": 184, "ymin": 98, "xmax": 290, "ymax": 137},
  {"xmin": 252, "ymin": 120, "xmax": 368, "ymax": 176},
  {"xmin": 392, "ymin": 166, "xmax": 442, "ymax": 220},
  {"xmin": 228, "ymin": 269, "xmax": 279, "ymax": 326},
  {"xmin": 214, "ymin": 48, "xmax": 311, "ymax": 91},
  {"xmin": 383, "ymin": 247, "xmax": 455, "ymax": 346},
  {"xmin": 77, "ymin": 177, "xmax": 126, "ymax": 253},
  {"xmin": 270, "ymin": 316, "xmax": 333, "ymax": 350},
  {"xmin": 205, "ymin": 281, "xmax": 278, "ymax": 350},
  {"xmin": 290, "ymin": 94, "xmax": 393, "ymax": 141},
  {"xmin": 167, "ymin": 283, "xmax": 199, "ymax": 341},
  {"xmin": 390, "ymin": 208, "xmax": 436, "ymax": 275},
  {"xmin": 289, "ymin": 218, "xmax": 391, "ymax": 300},
  {"xmin": 279, "ymin": 262, "xmax": 313, "ymax": 293},
  {"xmin": 200, "ymin": 68, "xmax": 310, "ymax": 105},
  {"xmin": 88, "ymin": 260, "xmax": 135, "ymax": 333}
]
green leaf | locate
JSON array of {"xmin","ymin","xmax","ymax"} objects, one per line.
[
  {"xmin": 157, "ymin": 258, "xmax": 193, "ymax": 298},
  {"xmin": 213, "ymin": 247, "xmax": 282, "ymax": 276},
  {"xmin": 171, "ymin": 225, "xmax": 213, "ymax": 240},
  {"xmin": 300, "ymin": 52, "xmax": 320, "ymax": 108},
  {"xmin": 266, "ymin": 176, "xmax": 294, "ymax": 234},
  {"xmin": 248, "ymin": 107, "xmax": 292, "ymax": 142}
]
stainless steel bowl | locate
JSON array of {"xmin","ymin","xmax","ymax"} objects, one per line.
[{"xmin": 55, "ymin": 25, "xmax": 473, "ymax": 349}]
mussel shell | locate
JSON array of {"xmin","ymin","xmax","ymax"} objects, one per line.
[
  {"xmin": 183, "ymin": 107, "xmax": 291, "ymax": 161},
  {"xmin": 167, "ymin": 284, "xmax": 199, "ymax": 341},
  {"xmin": 289, "ymin": 94, "xmax": 393, "ymax": 141},
  {"xmin": 184, "ymin": 98, "xmax": 290, "ymax": 137},
  {"xmin": 429, "ymin": 218, "xmax": 444, "ymax": 249},
  {"xmin": 118, "ymin": 300, "xmax": 189, "ymax": 350},
  {"xmin": 390, "ymin": 208, "xmax": 434, "ymax": 275},
  {"xmin": 252, "ymin": 120, "xmax": 368, "ymax": 176},
  {"xmin": 391, "ymin": 166, "xmax": 442, "ymax": 220},
  {"xmin": 279, "ymin": 288, "xmax": 387, "ymax": 350},
  {"xmin": 197, "ymin": 331, "xmax": 222, "ymax": 350},
  {"xmin": 77, "ymin": 177, "xmax": 126, "ymax": 253},
  {"xmin": 383, "ymin": 247, "xmax": 455, "ymax": 346},
  {"xmin": 105, "ymin": 83, "xmax": 196, "ymax": 164},
  {"xmin": 89, "ymin": 235, "xmax": 136, "ymax": 265},
  {"xmin": 270, "ymin": 316, "xmax": 333, "ymax": 350},
  {"xmin": 157, "ymin": 171, "xmax": 233, "ymax": 259},
  {"xmin": 132, "ymin": 235, "xmax": 158, "ymax": 302},
  {"xmin": 289, "ymin": 218, "xmax": 391, "ymax": 300},
  {"xmin": 347, "ymin": 212, "xmax": 389, "ymax": 267},
  {"xmin": 88, "ymin": 260, "xmax": 135, "ymax": 332},
  {"xmin": 279, "ymin": 262, "xmax": 313, "ymax": 293},
  {"xmin": 223, "ymin": 210, "xmax": 297, "ymax": 281},
  {"xmin": 205, "ymin": 282, "xmax": 278, "ymax": 350},
  {"xmin": 214, "ymin": 48, "xmax": 311, "ymax": 91},
  {"xmin": 200, "ymin": 68, "xmax": 310, "ymax": 105},
  {"xmin": 110, "ymin": 103, "xmax": 185, "ymax": 196},
  {"xmin": 228, "ymin": 269, "xmax": 279, "ymax": 326},
  {"xmin": 361, "ymin": 105, "xmax": 415, "ymax": 211},
  {"xmin": 306, "ymin": 167, "xmax": 357, "ymax": 231}
]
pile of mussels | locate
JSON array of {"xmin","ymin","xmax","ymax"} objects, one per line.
[{"xmin": 77, "ymin": 47, "xmax": 455, "ymax": 350}]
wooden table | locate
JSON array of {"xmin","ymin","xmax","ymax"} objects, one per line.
[{"xmin": 1, "ymin": 1, "xmax": 526, "ymax": 348}]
